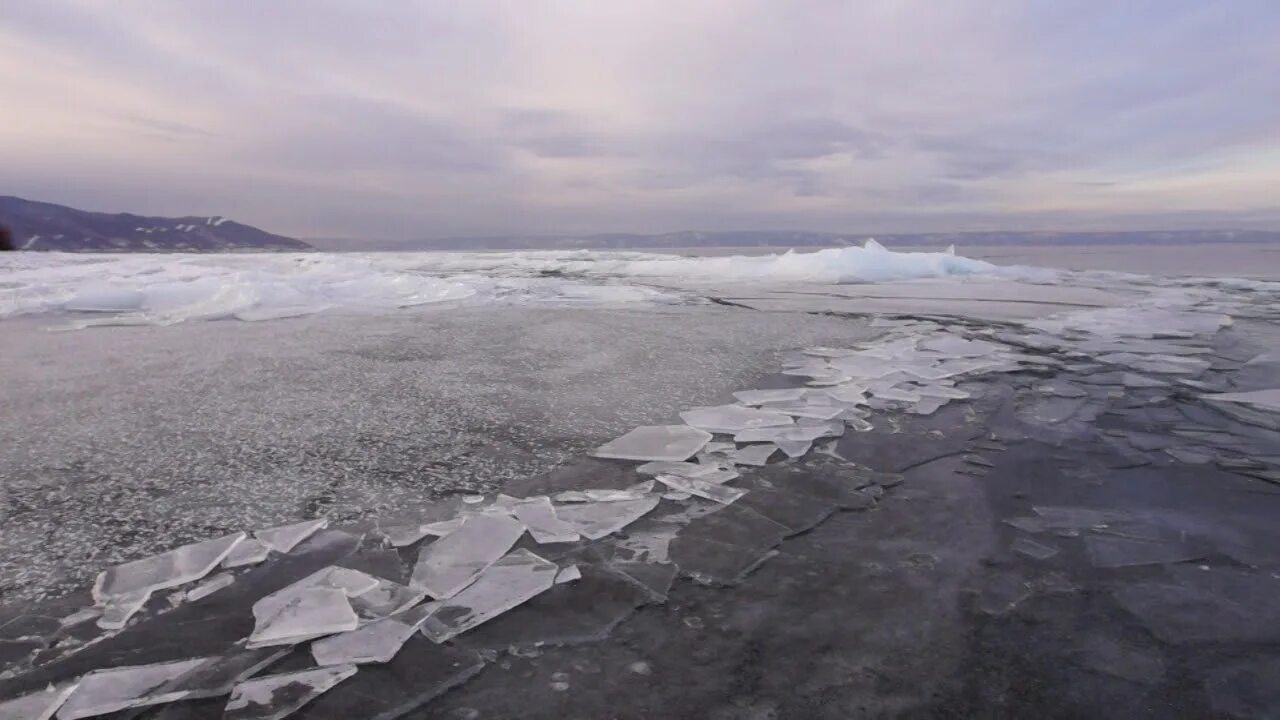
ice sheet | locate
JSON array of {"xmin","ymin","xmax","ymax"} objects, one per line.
[
  {"xmin": 679, "ymin": 405, "xmax": 794, "ymax": 434},
  {"xmin": 554, "ymin": 496, "xmax": 660, "ymax": 540},
  {"xmin": 255, "ymin": 518, "xmax": 329, "ymax": 553},
  {"xmin": 511, "ymin": 496, "xmax": 581, "ymax": 544},
  {"xmin": 248, "ymin": 586, "xmax": 360, "ymax": 648},
  {"xmin": 410, "ymin": 514, "xmax": 526, "ymax": 599},
  {"xmin": 1202, "ymin": 389, "xmax": 1280, "ymax": 413},
  {"xmin": 732, "ymin": 444, "xmax": 780, "ymax": 466},
  {"xmin": 311, "ymin": 603, "xmax": 437, "ymax": 666},
  {"xmin": 222, "ymin": 538, "xmax": 272, "ymax": 568},
  {"xmin": 0, "ymin": 683, "xmax": 77, "ymax": 720},
  {"xmin": 93, "ymin": 532, "xmax": 245, "ymax": 602},
  {"xmin": 98, "ymin": 589, "xmax": 152, "ymax": 630},
  {"xmin": 224, "ymin": 664, "xmax": 358, "ymax": 720},
  {"xmin": 654, "ymin": 474, "xmax": 747, "ymax": 505},
  {"xmin": 187, "ymin": 571, "xmax": 236, "ymax": 601},
  {"xmin": 420, "ymin": 549, "xmax": 558, "ymax": 642},
  {"xmin": 57, "ymin": 657, "xmax": 214, "ymax": 718},
  {"xmin": 592, "ymin": 425, "xmax": 713, "ymax": 462}
]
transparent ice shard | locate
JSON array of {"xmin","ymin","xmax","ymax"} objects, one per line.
[
  {"xmin": 679, "ymin": 405, "xmax": 794, "ymax": 434},
  {"xmin": 511, "ymin": 496, "xmax": 581, "ymax": 544},
  {"xmin": 410, "ymin": 514, "xmax": 526, "ymax": 599},
  {"xmin": 920, "ymin": 334, "xmax": 1001, "ymax": 357},
  {"xmin": 224, "ymin": 664, "xmax": 357, "ymax": 720},
  {"xmin": 555, "ymin": 565, "xmax": 582, "ymax": 584},
  {"xmin": 421, "ymin": 517, "xmax": 467, "ymax": 537},
  {"xmin": 806, "ymin": 374, "xmax": 855, "ymax": 386},
  {"xmin": 312, "ymin": 603, "xmax": 437, "ymax": 666},
  {"xmin": 909, "ymin": 397, "xmax": 949, "ymax": 415},
  {"xmin": 57, "ymin": 657, "xmax": 213, "ymax": 719},
  {"xmin": 761, "ymin": 401, "xmax": 845, "ymax": 420},
  {"xmin": 1085, "ymin": 535, "xmax": 1202, "ymax": 568},
  {"xmin": 187, "ymin": 572, "xmax": 236, "ymax": 602},
  {"xmin": 733, "ymin": 388, "xmax": 807, "ymax": 405},
  {"xmin": 552, "ymin": 481, "xmax": 655, "ymax": 503},
  {"xmin": 98, "ymin": 589, "xmax": 151, "ymax": 630},
  {"xmin": 869, "ymin": 386, "xmax": 922, "ymax": 403},
  {"xmin": 704, "ymin": 441, "xmax": 736, "ymax": 454},
  {"xmin": 348, "ymin": 578, "xmax": 427, "ymax": 619},
  {"xmin": 255, "ymin": 518, "xmax": 329, "ymax": 554},
  {"xmin": 636, "ymin": 461, "xmax": 718, "ymax": 477},
  {"xmin": 775, "ymin": 439, "xmax": 813, "ymax": 458},
  {"xmin": 822, "ymin": 383, "xmax": 869, "ymax": 404},
  {"xmin": 0, "ymin": 682, "xmax": 77, "ymax": 720},
  {"xmin": 1202, "ymin": 388, "xmax": 1280, "ymax": 413},
  {"xmin": 735, "ymin": 423, "xmax": 833, "ymax": 444},
  {"xmin": 248, "ymin": 587, "xmax": 360, "ymax": 648},
  {"xmin": 655, "ymin": 474, "xmax": 747, "ymax": 505},
  {"xmin": 222, "ymin": 538, "xmax": 271, "ymax": 569},
  {"xmin": 592, "ymin": 425, "xmax": 713, "ymax": 462},
  {"xmin": 916, "ymin": 384, "xmax": 971, "ymax": 399},
  {"xmin": 732, "ymin": 444, "xmax": 779, "ymax": 466},
  {"xmin": 1011, "ymin": 537, "xmax": 1059, "ymax": 560},
  {"xmin": 420, "ymin": 549, "xmax": 558, "ymax": 642},
  {"xmin": 1122, "ymin": 373, "xmax": 1169, "ymax": 388},
  {"xmin": 554, "ymin": 496, "xmax": 660, "ymax": 540},
  {"xmin": 93, "ymin": 532, "xmax": 245, "ymax": 603}
]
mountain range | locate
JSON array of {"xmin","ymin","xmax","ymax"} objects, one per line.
[
  {"xmin": 0, "ymin": 196, "xmax": 312, "ymax": 252},
  {"xmin": 4, "ymin": 195, "xmax": 1277, "ymax": 253}
]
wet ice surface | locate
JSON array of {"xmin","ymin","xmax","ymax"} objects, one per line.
[{"xmin": 3, "ymin": 246, "xmax": 1280, "ymax": 717}]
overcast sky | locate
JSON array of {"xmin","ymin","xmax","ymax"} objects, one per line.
[{"xmin": 1, "ymin": 1, "xmax": 1278, "ymax": 239}]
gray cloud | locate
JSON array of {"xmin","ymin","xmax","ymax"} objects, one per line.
[{"xmin": 0, "ymin": 0, "xmax": 1277, "ymax": 239}]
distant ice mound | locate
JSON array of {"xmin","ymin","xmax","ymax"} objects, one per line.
[
  {"xmin": 0, "ymin": 241, "xmax": 998, "ymax": 327},
  {"xmin": 412, "ymin": 239, "xmax": 997, "ymax": 284},
  {"xmin": 588, "ymin": 239, "xmax": 995, "ymax": 283}
]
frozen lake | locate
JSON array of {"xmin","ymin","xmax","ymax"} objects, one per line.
[{"xmin": 2, "ymin": 241, "xmax": 1279, "ymax": 718}]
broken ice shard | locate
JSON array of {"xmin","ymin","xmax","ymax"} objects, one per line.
[
  {"xmin": 775, "ymin": 439, "xmax": 813, "ymax": 458},
  {"xmin": 1011, "ymin": 537, "xmax": 1059, "ymax": 560},
  {"xmin": 93, "ymin": 532, "xmax": 245, "ymax": 603},
  {"xmin": 98, "ymin": 587, "xmax": 154, "ymax": 631},
  {"xmin": 552, "ymin": 481, "xmax": 655, "ymax": 503},
  {"xmin": 733, "ymin": 388, "xmax": 807, "ymax": 406},
  {"xmin": 592, "ymin": 424, "xmax": 713, "ymax": 462},
  {"xmin": 1084, "ymin": 535, "xmax": 1203, "ymax": 568},
  {"xmin": 255, "ymin": 518, "xmax": 329, "ymax": 553},
  {"xmin": 511, "ymin": 496, "xmax": 581, "ymax": 544},
  {"xmin": 636, "ymin": 461, "xmax": 719, "ymax": 477},
  {"xmin": 1202, "ymin": 388, "xmax": 1280, "ymax": 413},
  {"xmin": 222, "ymin": 538, "xmax": 271, "ymax": 569},
  {"xmin": 554, "ymin": 496, "xmax": 660, "ymax": 540},
  {"xmin": 57, "ymin": 657, "xmax": 214, "ymax": 719},
  {"xmin": 679, "ymin": 405, "xmax": 794, "ymax": 434},
  {"xmin": 187, "ymin": 572, "xmax": 236, "ymax": 602},
  {"xmin": 0, "ymin": 683, "xmax": 77, "ymax": 720},
  {"xmin": 224, "ymin": 664, "xmax": 357, "ymax": 720},
  {"xmin": 655, "ymin": 474, "xmax": 746, "ymax": 505},
  {"xmin": 732, "ymin": 443, "xmax": 779, "ymax": 466},
  {"xmin": 349, "ymin": 578, "xmax": 428, "ymax": 619},
  {"xmin": 555, "ymin": 565, "xmax": 582, "ymax": 584},
  {"xmin": 312, "ymin": 603, "xmax": 437, "ymax": 666},
  {"xmin": 411, "ymin": 514, "xmax": 526, "ymax": 599},
  {"xmin": 420, "ymin": 549, "xmax": 558, "ymax": 642},
  {"xmin": 248, "ymin": 587, "xmax": 360, "ymax": 648}
]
